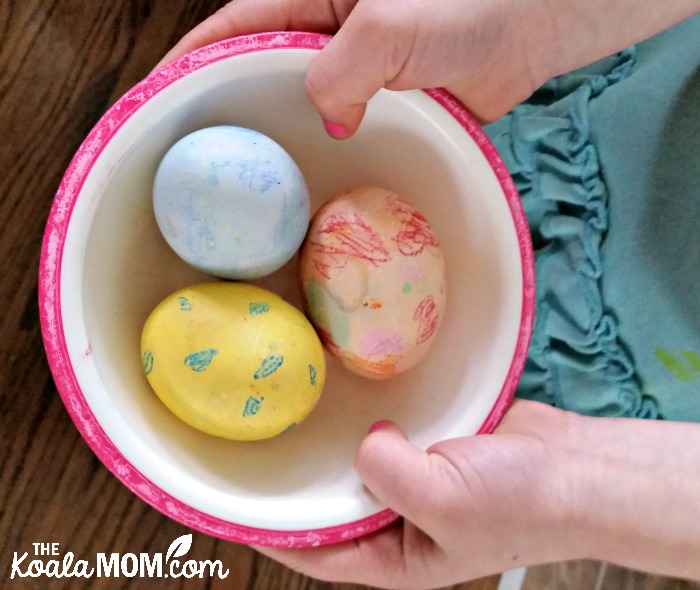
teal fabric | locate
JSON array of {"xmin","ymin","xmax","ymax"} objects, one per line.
[{"xmin": 485, "ymin": 14, "xmax": 700, "ymax": 421}]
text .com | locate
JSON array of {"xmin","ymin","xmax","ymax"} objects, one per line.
[{"xmin": 10, "ymin": 534, "xmax": 229, "ymax": 580}]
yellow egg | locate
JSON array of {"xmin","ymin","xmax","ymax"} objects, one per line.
[{"xmin": 141, "ymin": 282, "xmax": 326, "ymax": 441}]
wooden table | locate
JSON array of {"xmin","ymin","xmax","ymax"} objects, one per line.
[{"xmin": 0, "ymin": 1, "xmax": 500, "ymax": 588}]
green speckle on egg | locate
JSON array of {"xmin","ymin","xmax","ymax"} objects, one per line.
[
  {"xmin": 142, "ymin": 349, "xmax": 154, "ymax": 375},
  {"xmin": 242, "ymin": 395, "xmax": 264, "ymax": 417},
  {"xmin": 184, "ymin": 348, "xmax": 218, "ymax": 372},
  {"xmin": 254, "ymin": 354, "xmax": 284, "ymax": 379},
  {"xmin": 305, "ymin": 281, "xmax": 350, "ymax": 347},
  {"xmin": 402, "ymin": 283, "xmax": 412, "ymax": 294},
  {"xmin": 249, "ymin": 301, "xmax": 270, "ymax": 315}
]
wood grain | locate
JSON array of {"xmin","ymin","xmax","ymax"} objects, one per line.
[
  {"xmin": 522, "ymin": 561, "xmax": 700, "ymax": 590},
  {"xmin": 0, "ymin": 1, "xmax": 499, "ymax": 588}
]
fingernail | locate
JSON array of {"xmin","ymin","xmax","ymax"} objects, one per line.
[
  {"xmin": 323, "ymin": 120, "xmax": 347, "ymax": 138},
  {"xmin": 368, "ymin": 420, "xmax": 392, "ymax": 434}
]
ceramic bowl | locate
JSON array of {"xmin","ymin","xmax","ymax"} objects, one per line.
[{"xmin": 39, "ymin": 32, "xmax": 535, "ymax": 547}]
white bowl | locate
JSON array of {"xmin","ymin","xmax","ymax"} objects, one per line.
[{"xmin": 39, "ymin": 32, "xmax": 535, "ymax": 547}]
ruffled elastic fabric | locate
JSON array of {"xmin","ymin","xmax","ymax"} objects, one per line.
[{"xmin": 485, "ymin": 49, "xmax": 660, "ymax": 419}]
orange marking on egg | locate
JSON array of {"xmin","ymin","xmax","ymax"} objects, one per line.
[
  {"xmin": 364, "ymin": 299, "xmax": 383, "ymax": 309},
  {"xmin": 340, "ymin": 351, "xmax": 399, "ymax": 378}
]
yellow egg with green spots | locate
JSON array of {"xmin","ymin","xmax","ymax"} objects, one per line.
[{"xmin": 141, "ymin": 282, "xmax": 326, "ymax": 441}]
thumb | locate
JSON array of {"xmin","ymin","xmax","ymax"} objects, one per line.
[
  {"xmin": 305, "ymin": 5, "xmax": 403, "ymax": 139},
  {"xmin": 355, "ymin": 421, "xmax": 435, "ymax": 529}
]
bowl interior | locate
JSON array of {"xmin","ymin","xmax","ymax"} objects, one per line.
[{"xmin": 55, "ymin": 39, "xmax": 527, "ymax": 536}]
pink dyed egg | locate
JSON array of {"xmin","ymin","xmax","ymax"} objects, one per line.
[{"xmin": 299, "ymin": 186, "xmax": 446, "ymax": 379}]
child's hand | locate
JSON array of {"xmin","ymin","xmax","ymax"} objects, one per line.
[
  {"xmin": 159, "ymin": 0, "xmax": 699, "ymax": 138},
  {"xmin": 256, "ymin": 398, "xmax": 700, "ymax": 588},
  {"xmin": 158, "ymin": 0, "xmax": 553, "ymax": 135},
  {"xmin": 257, "ymin": 400, "xmax": 583, "ymax": 588}
]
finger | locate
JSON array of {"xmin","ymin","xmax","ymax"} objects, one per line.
[
  {"xmin": 354, "ymin": 421, "xmax": 438, "ymax": 531},
  {"xmin": 304, "ymin": 1, "xmax": 409, "ymax": 138},
  {"xmin": 157, "ymin": 0, "xmax": 342, "ymax": 68},
  {"xmin": 253, "ymin": 522, "xmax": 405, "ymax": 586},
  {"xmin": 254, "ymin": 519, "xmax": 433, "ymax": 588}
]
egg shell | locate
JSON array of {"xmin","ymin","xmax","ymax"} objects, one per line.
[
  {"xmin": 299, "ymin": 186, "xmax": 446, "ymax": 379},
  {"xmin": 153, "ymin": 126, "xmax": 310, "ymax": 280},
  {"xmin": 141, "ymin": 282, "xmax": 326, "ymax": 441}
]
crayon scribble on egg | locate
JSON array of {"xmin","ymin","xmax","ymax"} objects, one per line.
[
  {"xmin": 299, "ymin": 186, "xmax": 446, "ymax": 379},
  {"xmin": 153, "ymin": 126, "xmax": 310, "ymax": 280}
]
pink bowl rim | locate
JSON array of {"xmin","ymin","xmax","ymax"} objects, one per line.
[{"xmin": 38, "ymin": 31, "xmax": 536, "ymax": 548}]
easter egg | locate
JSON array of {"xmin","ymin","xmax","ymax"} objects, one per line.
[
  {"xmin": 153, "ymin": 126, "xmax": 310, "ymax": 280},
  {"xmin": 141, "ymin": 282, "xmax": 326, "ymax": 441},
  {"xmin": 299, "ymin": 186, "xmax": 446, "ymax": 379}
]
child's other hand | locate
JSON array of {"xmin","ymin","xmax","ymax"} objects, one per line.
[
  {"xmin": 256, "ymin": 400, "xmax": 582, "ymax": 589},
  {"xmin": 160, "ymin": 0, "xmax": 700, "ymax": 139},
  {"xmin": 157, "ymin": 0, "xmax": 551, "ymax": 136}
]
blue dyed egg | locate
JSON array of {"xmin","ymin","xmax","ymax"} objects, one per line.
[{"xmin": 153, "ymin": 126, "xmax": 310, "ymax": 279}]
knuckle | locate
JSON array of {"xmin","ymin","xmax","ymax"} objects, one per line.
[
  {"xmin": 353, "ymin": 433, "xmax": 384, "ymax": 475},
  {"xmin": 304, "ymin": 69, "xmax": 335, "ymax": 109}
]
